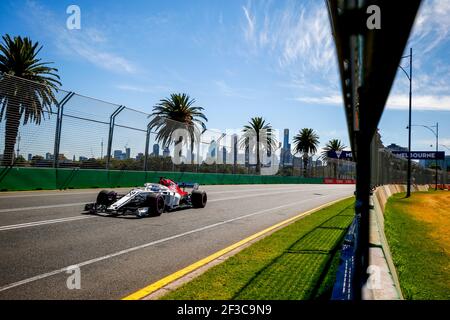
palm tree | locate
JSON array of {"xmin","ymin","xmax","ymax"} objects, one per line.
[
  {"xmin": 240, "ymin": 117, "xmax": 277, "ymax": 174},
  {"xmin": 148, "ymin": 93, "xmax": 207, "ymax": 164},
  {"xmin": 293, "ymin": 128, "xmax": 320, "ymax": 177},
  {"xmin": 0, "ymin": 34, "xmax": 61, "ymax": 166},
  {"xmin": 321, "ymin": 139, "xmax": 347, "ymax": 159},
  {"xmin": 322, "ymin": 139, "xmax": 347, "ymax": 178}
]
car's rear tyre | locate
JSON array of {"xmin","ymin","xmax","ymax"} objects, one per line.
[
  {"xmin": 145, "ymin": 193, "xmax": 165, "ymax": 216},
  {"xmin": 191, "ymin": 190, "xmax": 207, "ymax": 208},
  {"xmin": 96, "ymin": 190, "xmax": 117, "ymax": 206}
]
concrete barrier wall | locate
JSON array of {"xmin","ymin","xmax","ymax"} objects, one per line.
[
  {"xmin": 0, "ymin": 167, "xmax": 324, "ymax": 191},
  {"xmin": 363, "ymin": 184, "xmax": 428, "ymax": 300}
]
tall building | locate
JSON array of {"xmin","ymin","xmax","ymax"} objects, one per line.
[
  {"xmin": 28, "ymin": 153, "xmax": 32, "ymax": 161},
  {"xmin": 232, "ymin": 134, "xmax": 238, "ymax": 166},
  {"xmin": 113, "ymin": 150, "xmax": 123, "ymax": 160},
  {"xmin": 136, "ymin": 153, "xmax": 144, "ymax": 161},
  {"xmin": 208, "ymin": 140, "xmax": 217, "ymax": 159},
  {"xmin": 386, "ymin": 143, "xmax": 408, "ymax": 152},
  {"xmin": 45, "ymin": 152, "xmax": 53, "ymax": 160},
  {"xmin": 163, "ymin": 147, "xmax": 170, "ymax": 157},
  {"xmin": 152, "ymin": 144, "xmax": 160, "ymax": 156},
  {"xmin": 222, "ymin": 146, "xmax": 227, "ymax": 164},
  {"xmin": 125, "ymin": 148, "xmax": 131, "ymax": 160},
  {"xmin": 281, "ymin": 129, "xmax": 292, "ymax": 166},
  {"xmin": 283, "ymin": 129, "xmax": 289, "ymax": 149}
]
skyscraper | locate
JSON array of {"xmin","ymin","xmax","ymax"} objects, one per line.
[
  {"xmin": 222, "ymin": 146, "xmax": 227, "ymax": 164},
  {"xmin": 232, "ymin": 134, "xmax": 238, "ymax": 167},
  {"xmin": 152, "ymin": 144, "xmax": 160, "ymax": 156},
  {"xmin": 113, "ymin": 150, "xmax": 123, "ymax": 159},
  {"xmin": 281, "ymin": 129, "xmax": 292, "ymax": 166},
  {"xmin": 125, "ymin": 148, "xmax": 131, "ymax": 160},
  {"xmin": 284, "ymin": 129, "xmax": 289, "ymax": 150},
  {"xmin": 208, "ymin": 140, "xmax": 217, "ymax": 159}
]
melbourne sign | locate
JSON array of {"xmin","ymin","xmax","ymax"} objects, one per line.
[
  {"xmin": 327, "ymin": 150, "xmax": 353, "ymax": 160},
  {"xmin": 392, "ymin": 151, "xmax": 445, "ymax": 160}
]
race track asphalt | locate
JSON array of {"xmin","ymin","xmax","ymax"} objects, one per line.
[{"xmin": 0, "ymin": 184, "xmax": 354, "ymax": 299}]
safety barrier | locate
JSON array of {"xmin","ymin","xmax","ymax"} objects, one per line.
[{"xmin": 0, "ymin": 167, "xmax": 324, "ymax": 191}]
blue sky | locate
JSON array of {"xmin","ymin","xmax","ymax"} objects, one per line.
[{"xmin": 1, "ymin": 0, "xmax": 449, "ymax": 159}]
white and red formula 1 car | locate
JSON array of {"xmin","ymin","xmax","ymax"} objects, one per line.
[{"xmin": 84, "ymin": 177, "xmax": 207, "ymax": 218}]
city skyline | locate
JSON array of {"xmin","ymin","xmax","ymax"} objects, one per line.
[{"xmin": 0, "ymin": 0, "xmax": 448, "ymax": 161}]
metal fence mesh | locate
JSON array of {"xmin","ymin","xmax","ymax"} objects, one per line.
[{"xmin": 0, "ymin": 72, "xmax": 447, "ymax": 185}]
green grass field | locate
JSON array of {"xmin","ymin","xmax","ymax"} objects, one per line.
[
  {"xmin": 385, "ymin": 191, "xmax": 450, "ymax": 300},
  {"xmin": 160, "ymin": 197, "xmax": 354, "ymax": 300}
]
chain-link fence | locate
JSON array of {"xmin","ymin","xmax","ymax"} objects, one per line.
[
  {"xmin": 370, "ymin": 131, "xmax": 448, "ymax": 186},
  {"xmin": 0, "ymin": 72, "xmax": 447, "ymax": 185}
]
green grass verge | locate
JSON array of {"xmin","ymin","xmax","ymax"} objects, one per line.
[
  {"xmin": 290, "ymin": 228, "xmax": 344, "ymax": 252},
  {"xmin": 385, "ymin": 192, "xmax": 450, "ymax": 300},
  {"xmin": 160, "ymin": 197, "xmax": 355, "ymax": 300},
  {"xmin": 235, "ymin": 253, "xmax": 329, "ymax": 300}
]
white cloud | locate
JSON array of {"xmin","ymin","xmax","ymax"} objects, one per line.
[
  {"xmin": 409, "ymin": 0, "xmax": 450, "ymax": 54},
  {"xmin": 241, "ymin": 1, "xmax": 337, "ymax": 80},
  {"xmin": 417, "ymin": 138, "xmax": 450, "ymax": 147},
  {"xmin": 58, "ymin": 34, "xmax": 136, "ymax": 74},
  {"xmin": 116, "ymin": 84, "xmax": 172, "ymax": 93},
  {"xmin": 294, "ymin": 95, "xmax": 342, "ymax": 106},
  {"xmin": 294, "ymin": 93, "xmax": 450, "ymax": 112},
  {"xmin": 242, "ymin": 6, "xmax": 255, "ymax": 43},
  {"xmin": 386, "ymin": 94, "xmax": 450, "ymax": 111},
  {"xmin": 23, "ymin": 1, "xmax": 137, "ymax": 74},
  {"xmin": 214, "ymin": 80, "xmax": 254, "ymax": 100},
  {"xmin": 240, "ymin": 1, "xmax": 339, "ymax": 105}
]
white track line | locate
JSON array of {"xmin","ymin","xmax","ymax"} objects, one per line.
[
  {"xmin": 0, "ymin": 193, "xmax": 350, "ymax": 293},
  {"xmin": 0, "ymin": 187, "xmax": 350, "ymax": 231},
  {"xmin": 0, "ymin": 216, "xmax": 94, "ymax": 231},
  {"xmin": 208, "ymin": 188, "xmax": 329, "ymax": 202},
  {"xmin": 0, "ymin": 187, "xmax": 335, "ymax": 214},
  {"xmin": 0, "ymin": 191, "xmax": 102, "ymax": 199},
  {"xmin": 0, "ymin": 202, "xmax": 86, "ymax": 213}
]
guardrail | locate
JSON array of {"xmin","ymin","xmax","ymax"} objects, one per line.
[{"xmin": 0, "ymin": 167, "xmax": 325, "ymax": 191}]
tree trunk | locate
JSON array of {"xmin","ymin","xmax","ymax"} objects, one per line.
[
  {"xmin": 256, "ymin": 136, "xmax": 261, "ymax": 175},
  {"xmin": 303, "ymin": 154, "xmax": 308, "ymax": 177},
  {"xmin": 190, "ymin": 140, "xmax": 194, "ymax": 165},
  {"xmin": 2, "ymin": 103, "xmax": 20, "ymax": 167}
]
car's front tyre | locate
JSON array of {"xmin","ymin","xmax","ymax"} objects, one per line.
[
  {"xmin": 191, "ymin": 190, "xmax": 207, "ymax": 208},
  {"xmin": 96, "ymin": 190, "xmax": 117, "ymax": 206},
  {"xmin": 144, "ymin": 193, "xmax": 165, "ymax": 216}
]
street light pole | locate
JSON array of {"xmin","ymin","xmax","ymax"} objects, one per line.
[
  {"xmin": 400, "ymin": 48, "xmax": 413, "ymax": 197},
  {"xmin": 435, "ymin": 122, "xmax": 439, "ymax": 191},
  {"xmin": 409, "ymin": 123, "xmax": 439, "ymax": 190}
]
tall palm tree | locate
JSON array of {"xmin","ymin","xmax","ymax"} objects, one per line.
[
  {"xmin": 293, "ymin": 128, "xmax": 319, "ymax": 177},
  {"xmin": 148, "ymin": 93, "xmax": 207, "ymax": 164},
  {"xmin": 321, "ymin": 139, "xmax": 347, "ymax": 159},
  {"xmin": 0, "ymin": 34, "xmax": 61, "ymax": 166},
  {"xmin": 240, "ymin": 117, "xmax": 277, "ymax": 174},
  {"xmin": 322, "ymin": 139, "xmax": 347, "ymax": 178}
]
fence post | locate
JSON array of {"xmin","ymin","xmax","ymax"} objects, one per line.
[
  {"xmin": 144, "ymin": 123, "xmax": 151, "ymax": 171},
  {"xmin": 53, "ymin": 92, "xmax": 74, "ymax": 168},
  {"xmin": 105, "ymin": 105, "xmax": 125, "ymax": 169}
]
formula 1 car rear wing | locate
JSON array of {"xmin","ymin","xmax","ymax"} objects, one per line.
[{"xmin": 177, "ymin": 182, "xmax": 199, "ymax": 190}]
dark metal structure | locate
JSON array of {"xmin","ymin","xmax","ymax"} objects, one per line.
[
  {"xmin": 105, "ymin": 105, "xmax": 125, "ymax": 169},
  {"xmin": 53, "ymin": 92, "xmax": 75, "ymax": 168},
  {"xmin": 326, "ymin": 0, "xmax": 422, "ymax": 299}
]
